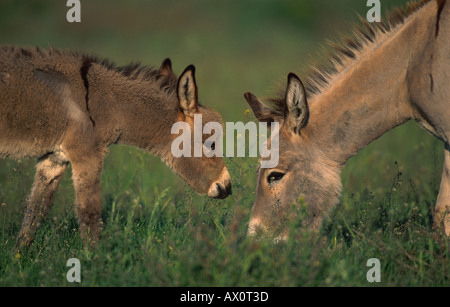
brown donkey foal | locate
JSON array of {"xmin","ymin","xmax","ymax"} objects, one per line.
[
  {"xmin": 245, "ymin": 0, "xmax": 449, "ymax": 240},
  {"xmin": 0, "ymin": 47, "xmax": 231, "ymax": 248}
]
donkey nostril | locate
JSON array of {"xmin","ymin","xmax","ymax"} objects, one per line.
[
  {"xmin": 215, "ymin": 182, "xmax": 231, "ymax": 199},
  {"xmin": 225, "ymin": 182, "xmax": 232, "ymax": 196}
]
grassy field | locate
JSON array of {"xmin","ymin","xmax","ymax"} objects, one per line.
[{"xmin": 0, "ymin": 0, "xmax": 449, "ymax": 287}]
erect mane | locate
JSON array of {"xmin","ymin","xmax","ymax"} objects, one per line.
[
  {"xmin": 268, "ymin": 0, "xmax": 436, "ymax": 116},
  {"xmin": 77, "ymin": 51, "xmax": 177, "ymax": 94},
  {"xmin": 1, "ymin": 46, "xmax": 175, "ymax": 94}
]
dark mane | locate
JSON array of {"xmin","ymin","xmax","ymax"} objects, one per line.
[{"xmin": 268, "ymin": 0, "xmax": 435, "ymax": 116}]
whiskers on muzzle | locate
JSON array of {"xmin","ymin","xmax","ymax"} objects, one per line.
[{"xmin": 247, "ymin": 216, "xmax": 288, "ymax": 243}]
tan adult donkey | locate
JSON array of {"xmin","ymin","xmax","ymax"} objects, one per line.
[
  {"xmin": 244, "ymin": 0, "xmax": 449, "ymax": 240},
  {"xmin": 0, "ymin": 47, "xmax": 231, "ymax": 248}
]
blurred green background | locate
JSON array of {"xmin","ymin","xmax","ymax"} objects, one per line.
[
  {"xmin": 0, "ymin": 0, "xmax": 441, "ymax": 197},
  {"xmin": 0, "ymin": 0, "xmax": 446, "ymax": 286}
]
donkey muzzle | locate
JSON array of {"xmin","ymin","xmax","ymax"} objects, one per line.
[{"xmin": 207, "ymin": 166, "xmax": 232, "ymax": 199}]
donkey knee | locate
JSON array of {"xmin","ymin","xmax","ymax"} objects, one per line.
[{"xmin": 16, "ymin": 152, "xmax": 68, "ymax": 249}]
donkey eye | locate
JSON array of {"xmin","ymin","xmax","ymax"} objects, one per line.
[
  {"xmin": 267, "ymin": 171, "xmax": 285, "ymax": 185},
  {"xmin": 204, "ymin": 141, "xmax": 216, "ymax": 151}
]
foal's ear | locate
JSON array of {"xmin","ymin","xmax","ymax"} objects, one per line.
[
  {"xmin": 244, "ymin": 92, "xmax": 277, "ymax": 123},
  {"xmin": 177, "ymin": 65, "xmax": 198, "ymax": 117},
  {"xmin": 159, "ymin": 58, "xmax": 173, "ymax": 77},
  {"xmin": 284, "ymin": 73, "xmax": 309, "ymax": 133}
]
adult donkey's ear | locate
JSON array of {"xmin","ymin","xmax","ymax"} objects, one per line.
[
  {"xmin": 177, "ymin": 65, "xmax": 198, "ymax": 117},
  {"xmin": 284, "ymin": 73, "xmax": 309, "ymax": 134},
  {"xmin": 244, "ymin": 92, "xmax": 278, "ymax": 123},
  {"xmin": 159, "ymin": 58, "xmax": 173, "ymax": 77}
]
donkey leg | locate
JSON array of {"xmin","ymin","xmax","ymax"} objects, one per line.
[
  {"xmin": 70, "ymin": 155, "xmax": 104, "ymax": 248},
  {"xmin": 15, "ymin": 152, "xmax": 68, "ymax": 249},
  {"xmin": 434, "ymin": 144, "xmax": 450, "ymax": 236}
]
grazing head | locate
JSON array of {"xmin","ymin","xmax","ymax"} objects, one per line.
[
  {"xmin": 244, "ymin": 73, "xmax": 341, "ymax": 240},
  {"xmin": 164, "ymin": 62, "xmax": 232, "ymax": 199}
]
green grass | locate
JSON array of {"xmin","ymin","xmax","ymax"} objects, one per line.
[
  {"xmin": 1, "ymin": 0, "xmax": 449, "ymax": 286},
  {"xmin": 1, "ymin": 152, "xmax": 448, "ymax": 286}
]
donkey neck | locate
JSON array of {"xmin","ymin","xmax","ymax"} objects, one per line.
[
  {"xmin": 305, "ymin": 1, "xmax": 438, "ymax": 167},
  {"xmin": 90, "ymin": 65, "xmax": 179, "ymax": 159}
]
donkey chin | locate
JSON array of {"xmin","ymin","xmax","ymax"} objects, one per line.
[
  {"xmin": 207, "ymin": 166, "xmax": 232, "ymax": 199},
  {"xmin": 247, "ymin": 216, "xmax": 289, "ymax": 243}
]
